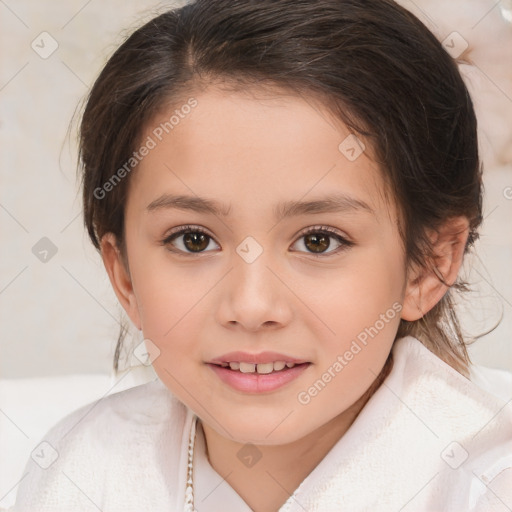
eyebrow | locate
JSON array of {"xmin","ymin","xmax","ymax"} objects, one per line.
[{"xmin": 146, "ymin": 193, "xmax": 374, "ymax": 220}]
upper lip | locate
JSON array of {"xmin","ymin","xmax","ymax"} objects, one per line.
[{"xmin": 208, "ymin": 351, "xmax": 309, "ymax": 365}]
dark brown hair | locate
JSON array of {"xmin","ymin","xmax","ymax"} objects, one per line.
[{"xmin": 79, "ymin": 0, "xmax": 483, "ymax": 375}]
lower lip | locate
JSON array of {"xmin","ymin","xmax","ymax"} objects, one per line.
[{"xmin": 207, "ymin": 363, "xmax": 310, "ymax": 393}]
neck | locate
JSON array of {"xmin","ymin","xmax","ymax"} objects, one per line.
[{"xmin": 200, "ymin": 357, "xmax": 392, "ymax": 512}]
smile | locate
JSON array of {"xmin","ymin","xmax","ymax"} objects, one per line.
[
  {"xmin": 207, "ymin": 361, "xmax": 311, "ymax": 393},
  {"xmin": 217, "ymin": 361, "xmax": 298, "ymax": 374}
]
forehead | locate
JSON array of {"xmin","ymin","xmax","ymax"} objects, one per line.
[{"xmin": 129, "ymin": 85, "xmax": 393, "ymax": 220}]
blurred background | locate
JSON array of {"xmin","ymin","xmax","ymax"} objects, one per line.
[{"xmin": 0, "ymin": 0, "xmax": 511, "ymax": 505}]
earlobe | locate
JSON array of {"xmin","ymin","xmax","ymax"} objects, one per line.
[
  {"xmin": 100, "ymin": 233, "xmax": 141, "ymax": 330},
  {"xmin": 401, "ymin": 217, "xmax": 470, "ymax": 322}
]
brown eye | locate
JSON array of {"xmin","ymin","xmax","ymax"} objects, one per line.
[
  {"xmin": 163, "ymin": 226, "xmax": 219, "ymax": 254},
  {"xmin": 303, "ymin": 233, "xmax": 330, "ymax": 253},
  {"xmin": 182, "ymin": 232, "xmax": 210, "ymax": 252},
  {"xmin": 291, "ymin": 226, "xmax": 353, "ymax": 257}
]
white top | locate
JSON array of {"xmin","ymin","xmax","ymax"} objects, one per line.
[{"xmin": 10, "ymin": 336, "xmax": 512, "ymax": 511}]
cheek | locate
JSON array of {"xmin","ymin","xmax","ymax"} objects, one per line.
[
  {"xmin": 132, "ymin": 261, "xmax": 209, "ymax": 396},
  {"xmin": 128, "ymin": 246, "xmax": 205, "ymax": 345},
  {"xmin": 300, "ymin": 246, "xmax": 404, "ymax": 386},
  {"xmin": 303, "ymin": 247, "xmax": 404, "ymax": 336},
  {"xmin": 299, "ymin": 306, "xmax": 399, "ymax": 418}
]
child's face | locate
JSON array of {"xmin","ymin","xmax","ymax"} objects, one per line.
[{"xmin": 118, "ymin": 86, "xmax": 408, "ymax": 444}]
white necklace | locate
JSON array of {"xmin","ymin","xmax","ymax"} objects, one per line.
[{"xmin": 184, "ymin": 414, "xmax": 198, "ymax": 512}]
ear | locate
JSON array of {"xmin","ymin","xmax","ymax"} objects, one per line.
[
  {"xmin": 100, "ymin": 233, "xmax": 141, "ymax": 330},
  {"xmin": 401, "ymin": 217, "xmax": 470, "ymax": 321}
]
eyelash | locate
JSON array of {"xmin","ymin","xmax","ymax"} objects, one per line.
[{"xmin": 161, "ymin": 224, "xmax": 354, "ymax": 258}]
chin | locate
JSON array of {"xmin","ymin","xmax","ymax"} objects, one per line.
[{"xmin": 211, "ymin": 413, "xmax": 314, "ymax": 446}]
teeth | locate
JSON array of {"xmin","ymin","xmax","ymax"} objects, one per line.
[
  {"xmin": 224, "ymin": 360, "xmax": 296, "ymax": 373},
  {"xmin": 239, "ymin": 362, "xmax": 256, "ymax": 373},
  {"xmin": 273, "ymin": 361, "xmax": 286, "ymax": 371},
  {"xmin": 256, "ymin": 363, "xmax": 274, "ymax": 374}
]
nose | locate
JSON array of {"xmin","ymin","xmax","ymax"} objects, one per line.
[{"xmin": 215, "ymin": 251, "xmax": 293, "ymax": 332}]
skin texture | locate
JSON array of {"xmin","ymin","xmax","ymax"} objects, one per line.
[{"xmin": 101, "ymin": 85, "xmax": 469, "ymax": 511}]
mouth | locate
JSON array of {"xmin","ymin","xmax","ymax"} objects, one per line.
[
  {"xmin": 211, "ymin": 360, "xmax": 309, "ymax": 374},
  {"xmin": 206, "ymin": 352, "xmax": 312, "ymax": 393},
  {"xmin": 206, "ymin": 351, "xmax": 311, "ymax": 392}
]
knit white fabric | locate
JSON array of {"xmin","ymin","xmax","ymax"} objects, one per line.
[{"xmin": 10, "ymin": 336, "xmax": 512, "ymax": 511}]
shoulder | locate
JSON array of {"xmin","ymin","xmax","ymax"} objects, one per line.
[
  {"xmin": 12, "ymin": 379, "xmax": 188, "ymax": 512},
  {"xmin": 41, "ymin": 377, "xmax": 185, "ymax": 445},
  {"xmin": 390, "ymin": 335, "xmax": 512, "ymax": 431},
  {"xmin": 392, "ymin": 335, "xmax": 512, "ymax": 406},
  {"xmin": 391, "ymin": 336, "xmax": 512, "ymax": 506}
]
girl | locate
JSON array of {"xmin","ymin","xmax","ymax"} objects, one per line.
[{"xmin": 12, "ymin": 0, "xmax": 512, "ymax": 510}]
